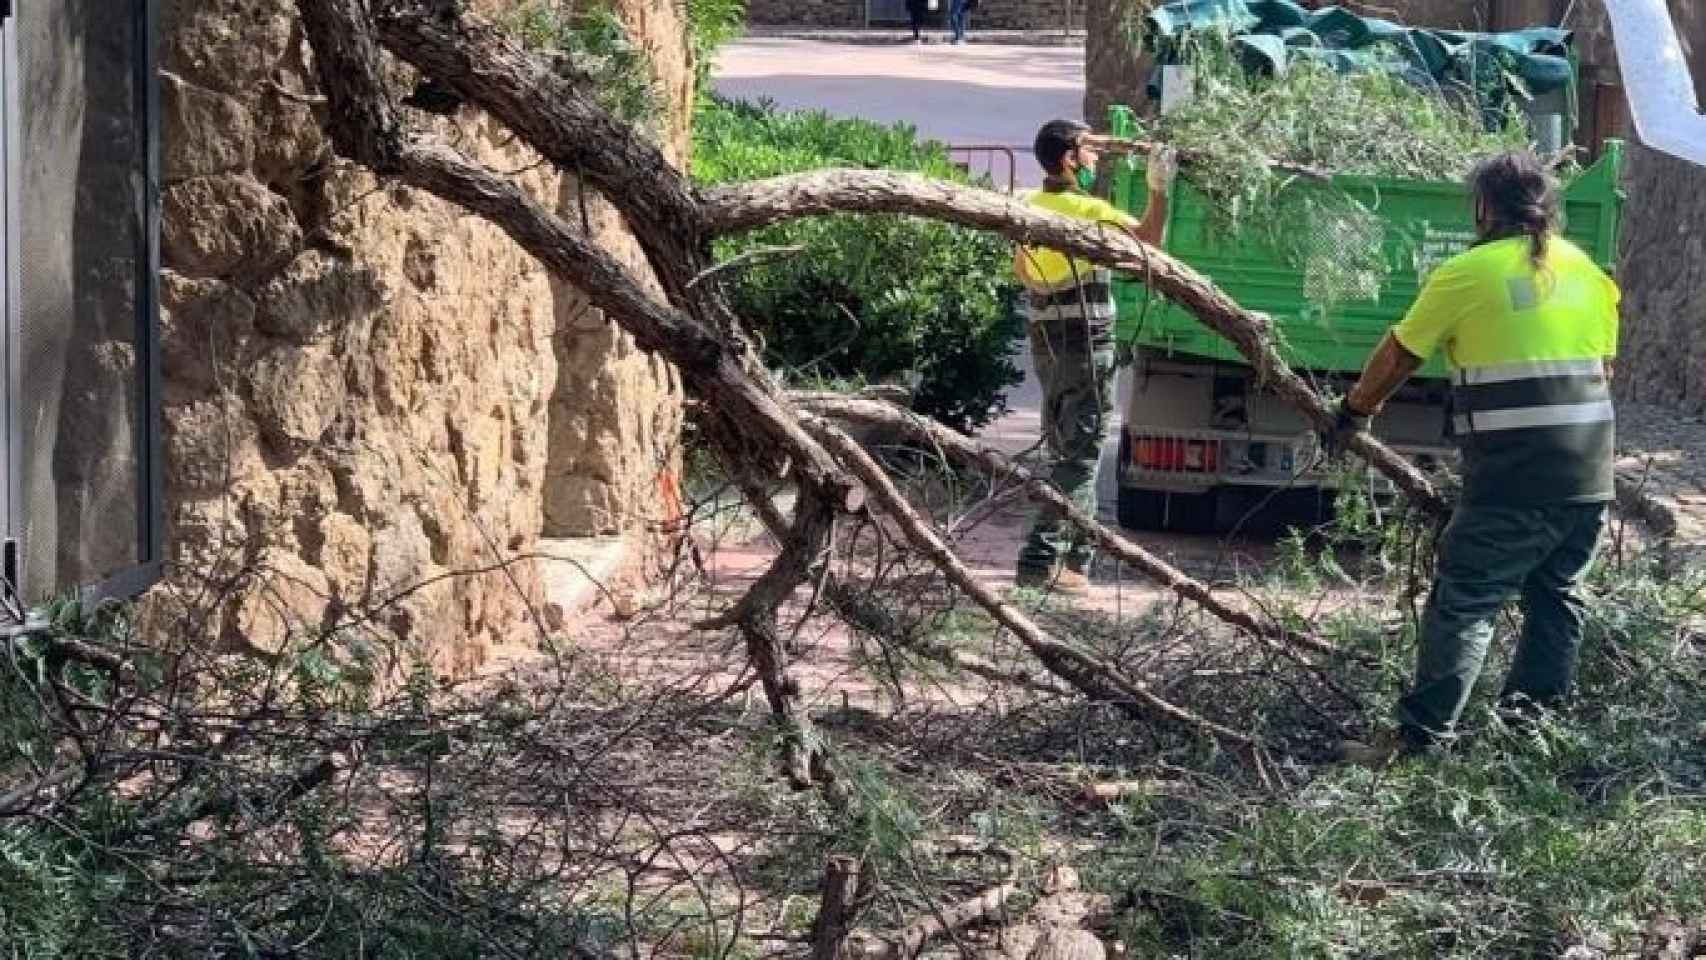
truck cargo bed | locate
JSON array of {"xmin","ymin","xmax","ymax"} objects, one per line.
[{"xmin": 1106, "ymin": 106, "xmax": 1626, "ymax": 376}]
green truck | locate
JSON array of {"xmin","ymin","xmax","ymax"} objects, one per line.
[{"xmin": 1101, "ymin": 86, "xmax": 1627, "ymax": 534}]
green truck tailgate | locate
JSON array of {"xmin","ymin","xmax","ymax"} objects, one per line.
[{"xmin": 1107, "ymin": 105, "xmax": 1626, "ymax": 377}]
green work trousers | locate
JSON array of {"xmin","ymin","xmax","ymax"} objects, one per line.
[
  {"xmin": 1017, "ymin": 324, "xmax": 1114, "ymax": 577},
  {"xmin": 1398, "ymin": 501, "xmax": 1609, "ymax": 746}
]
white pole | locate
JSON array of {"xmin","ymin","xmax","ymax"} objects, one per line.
[{"xmin": 1605, "ymin": 0, "xmax": 1706, "ymax": 167}]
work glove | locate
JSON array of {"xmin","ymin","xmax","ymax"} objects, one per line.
[
  {"xmin": 1146, "ymin": 145, "xmax": 1178, "ymax": 193},
  {"xmin": 1319, "ymin": 398, "xmax": 1371, "ymax": 460}
]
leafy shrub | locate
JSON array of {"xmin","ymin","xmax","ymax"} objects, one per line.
[
  {"xmin": 500, "ymin": 0, "xmax": 660, "ymax": 126},
  {"xmin": 693, "ymin": 96, "xmax": 1023, "ymax": 433},
  {"xmin": 685, "ymin": 0, "xmax": 747, "ymax": 85}
]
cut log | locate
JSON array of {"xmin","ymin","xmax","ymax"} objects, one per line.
[
  {"xmin": 1077, "ymin": 780, "xmax": 1193, "ymax": 805},
  {"xmin": 812, "ymin": 856, "xmax": 868, "ymax": 960},
  {"xmin": 872, "ymin": 881, "xmax": 1017, "ymax": 960}
]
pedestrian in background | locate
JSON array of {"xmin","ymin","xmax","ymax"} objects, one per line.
[
  {"xmin": 948, "ymin": 0, "xmax": 971, "ymax": 43},
  {"xmin": 906, "ymin": 0, "xmax": 928, "ymax": 41}
]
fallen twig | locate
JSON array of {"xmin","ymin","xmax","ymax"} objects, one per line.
[
  {"xmin": 871, "ymin": 879, "xmax": 1017, "ymax": 960},
  {"xmin": 1077, "ymin": 779, "xmax": 1193, "ymax": 806},
  {"xmin": 803, "ymin": 414, "xmax": 1262, "ymax": 748},
  {"xmin": 795, "ymin": 393, "xmax": 1357, "ymax": 664}
]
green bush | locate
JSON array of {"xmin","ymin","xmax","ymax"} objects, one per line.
[
  {"xmin": 693, "ymin": 96, "xmax": 1023, "ymax": 433},
  {"xmin": 685, "ymin": 0, "xmax": 747, "ymax": 85},
  {"xmin": 500, "ymin": 0, "xmax": 660, "ymax": 126}
]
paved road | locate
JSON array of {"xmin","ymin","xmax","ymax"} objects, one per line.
[{"xmin": 712, "ymin": 38, "xmax": 1083, "ymax": 188}]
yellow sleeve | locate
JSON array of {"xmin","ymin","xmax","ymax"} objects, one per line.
[
  {"xmin": 1083, "ymin": 196, "xmax": 1140, "ymax": 230},
  {"xmin": 1392, "ymin": 259, "xmax": 1476, "ymax": 361},
  {"xmin": 1598, "ymin": 271, "xmax": 1621, "ymax": 358}
]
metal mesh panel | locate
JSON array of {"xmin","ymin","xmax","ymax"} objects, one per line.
[{"xmin": 15, "ymin": 1, "xmax": 149, "ymax": 601}]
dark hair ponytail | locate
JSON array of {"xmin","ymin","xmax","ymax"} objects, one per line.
[{"xmin": 1468, "ymin": 150, "xmax": 1559, "ymax": 272}]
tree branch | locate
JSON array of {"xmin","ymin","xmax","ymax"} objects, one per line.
[
  {"xmin": 794, "ymin": 393, "xmax": 1351, "ymax": 663},
  {"xmin": 802, "ymin": 415, "xmax": 1260, "ymax": 748},
  {"xmin": 703, "ymin": 170, "xmax": 1448, "ymax": 518},
  {"xmin": 369, "ymin": 0, "xmax": 717, "ymax": 316}
]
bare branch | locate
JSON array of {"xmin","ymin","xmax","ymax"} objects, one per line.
[
  {"xmin": 873, "ymin": 879, "xmax": 1017, "ymax": 960},
  {"xmin": 794, "ymin": 393, "xmax": 1351, "ymax": 662},
  {"xmin": 801, "ymin": 415, "xmax": 1261, "ymax": 748}
]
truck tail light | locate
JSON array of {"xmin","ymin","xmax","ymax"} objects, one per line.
[{"xmin": 1130, "ymin": 436, "xmax": 1218, "ymax": 473}]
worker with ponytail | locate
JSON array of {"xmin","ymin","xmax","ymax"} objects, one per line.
[{"xmin": 1326, "ymin": 149, "xmax": 1623, "ymax": 766}]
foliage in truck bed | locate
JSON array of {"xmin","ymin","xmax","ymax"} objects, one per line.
[{"xmin": 1132, "ymin": 37, "xmax": 1533, "ymax": 307}]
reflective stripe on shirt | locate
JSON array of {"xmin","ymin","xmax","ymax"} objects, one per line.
[
  {"xmin": 1447, "ymin": 355, "xmax": 1616, "ymax": 505},
  {"xmin": 1452, "ymin": 400, "xmax": 1615, "ymax": 434},
  {"xmin": 1452, "ymin": 358, "xmax": 1610, "ymax": 435},
  {"xmin": 1456, "ymin": 357, "xmax": 1608, "ymax": 385}
]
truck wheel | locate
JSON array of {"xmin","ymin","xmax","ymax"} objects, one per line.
[
  {"xmin": 1162, "ymin": 489, "xmax": 1220, "ymax": 534},
  {"xmin": 1117, "ymin": 486, "xmax": 1167, "ymax": 530}
]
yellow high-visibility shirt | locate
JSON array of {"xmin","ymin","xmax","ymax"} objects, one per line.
[
  {"xmin": 1392, "ymin": 233, "xmax": 1622, "ymax": 506},
  {"xmin": 1016, "ymin": 189, "xmax": 1138, "ymax": 290},
  {"xmin": 1392, "ymin": 235, "xmax": 1621, "ymax": 369}
]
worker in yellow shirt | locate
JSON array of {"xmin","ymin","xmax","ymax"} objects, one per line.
[
  {"xmin": 1012, "ymin": 119, "xmax": 1176, "ymax": 594},
  {"xmin": 1326, "ymin": 150, "xmax": 1622, "ymax": 765}
]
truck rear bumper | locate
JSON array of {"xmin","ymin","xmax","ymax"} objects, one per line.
[{"xmin": 1112, "ymin": 356, "xmax": 1455, "ymax": 495}]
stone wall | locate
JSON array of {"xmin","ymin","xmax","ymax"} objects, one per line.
[
  {"xmin": 152, "ymin": 0, "xmax": 688, "ymax": 675},
  {"xmin": 545, "ymin": 0, "xmax": 692, "ymax": 537}
]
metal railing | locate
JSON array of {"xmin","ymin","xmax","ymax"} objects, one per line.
[{"xmin": 946, "ymin": 144, "xmax": 1017, "ymax": 193}]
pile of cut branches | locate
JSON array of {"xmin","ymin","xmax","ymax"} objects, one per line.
[
  {"xmin": 1150, "ymin": 36, "xmax": 1532, "ymax": 199},
  {"xmin": 1125, "ymin": 37, "xmax": 1534, "ymax": 305}
]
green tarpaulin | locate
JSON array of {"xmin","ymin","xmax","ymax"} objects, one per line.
[{"xmin": 1143, "ymin": 1, "xmax": 1574, "ymax": 121}]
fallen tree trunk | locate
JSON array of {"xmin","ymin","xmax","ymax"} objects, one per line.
[
  {"xmin": 295, "ymin": 0, "xmax": 1407, "ymax": 764},
  {"xmin": 703, "ymin": 170, "xmax": 1448, "ymax": 519}
]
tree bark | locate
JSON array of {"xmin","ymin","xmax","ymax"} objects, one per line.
[
  {"xmin": 1082, "ymin": 0, "xmax": 1151, "ymax": 127},
  {"xmin": 812, "ymin": 856, "xmax": 869, "ymax": 960},
  {"xmin": 1616, "ymin": 142, "xmax": 1706, "ymax": 415}
]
